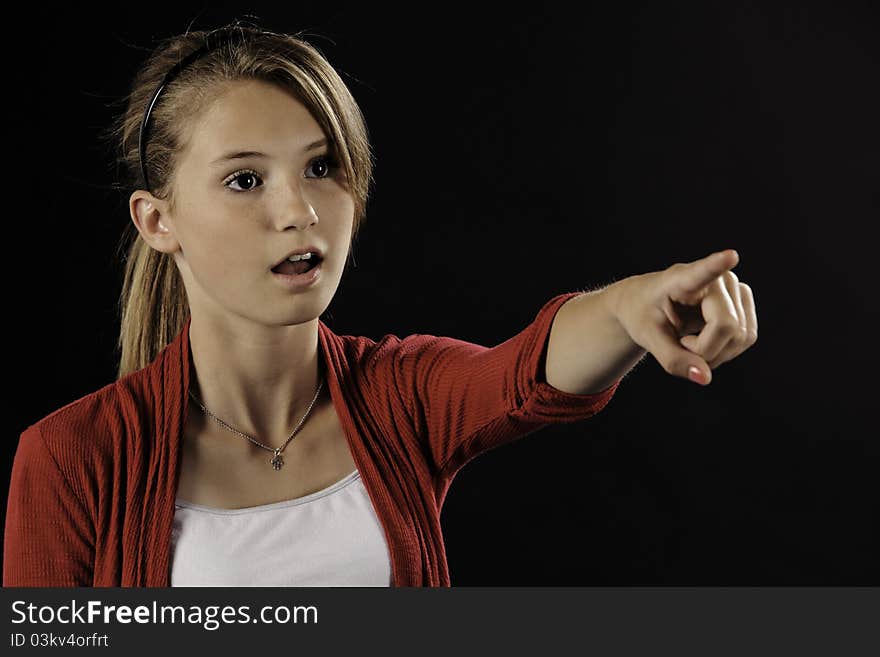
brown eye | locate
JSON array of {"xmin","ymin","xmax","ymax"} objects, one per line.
[
  {"xmin": 305, "ymin": 155, "xmax": 340, "ymax": 179},
  {"xmin": 225, "ymin": 170, "xmax": 263, "ymax": 192}
]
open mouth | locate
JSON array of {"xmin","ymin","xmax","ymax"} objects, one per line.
[{"xmin": 271, "ymin": 254, "xmax": 323, "ymax": 276}]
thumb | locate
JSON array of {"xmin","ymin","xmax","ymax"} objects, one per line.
[
  {"xmin": 650, "ymin": 324, "xmax": 712, "ymax": 385},
  {"xmin": 679, "ymin": 334, "xmax": 712, "ymax": 384}
]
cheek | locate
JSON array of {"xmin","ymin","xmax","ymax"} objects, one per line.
[
  {"xmin": 314, "ymin": 196, "xmax": 355, "ymax": 260},
  {"xmin": 184, "ymin": 223, "xmax": 259, "ymax": 288},
  {"xmin": 332, "ymin": 198, "xmax": 356, "ymax": 239}
]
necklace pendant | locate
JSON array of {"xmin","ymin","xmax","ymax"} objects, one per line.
[{"xmin": 271, "ymin": 449, "xmax": 284, "ymax": 471}]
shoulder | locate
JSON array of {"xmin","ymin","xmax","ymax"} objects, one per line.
[
  {"xmin": 21, "ymin": 367, "xmax": 156, "ymax": 471},
  {"xmin": 321, "ymin": 322, "xmax": 455, "ymax": 375}
]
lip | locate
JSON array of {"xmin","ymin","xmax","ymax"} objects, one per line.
[
  {"xmin": 271, "ymin": 245, "xmax": 326, "ymax": 270},
  {"xmin": 271, "ymin": 259, "xmax": 323, "ymax": 290}
]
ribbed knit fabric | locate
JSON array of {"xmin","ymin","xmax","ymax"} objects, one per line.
[{"xmin": 3, "ymin": 291, "xmax": 621, "ymax": 587}]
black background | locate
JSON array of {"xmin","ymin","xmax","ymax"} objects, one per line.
[{"xmin": 3, "ymin": 1, "xmax": 878, "ymax": 584}]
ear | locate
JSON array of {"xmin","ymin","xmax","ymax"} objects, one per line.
[{"xmin": 129, "ymin": 190, "xmax": 180, "ymax": 254}]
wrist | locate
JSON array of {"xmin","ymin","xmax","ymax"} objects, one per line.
[{"xmin": 601, "ymin": 277, "xmax": 631, "ymax": 325}]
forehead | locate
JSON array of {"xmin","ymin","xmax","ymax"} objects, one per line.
[{"xmin": 185, "ymin": 79, "xmax": 326, "ymax": 162}]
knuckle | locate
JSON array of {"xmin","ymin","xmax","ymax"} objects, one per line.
[
  {"xmin": 720, "ymin": 317, "xmax": 740, "ymax": 336},
  {"xmin": 726, "ymin": 270, "xmax": 739, "ymax": 284},
  {"xmin": 747, "ymin": 329, "xmax": 758, "ymax": 345}
]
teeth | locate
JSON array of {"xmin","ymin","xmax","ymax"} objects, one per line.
[{"xmin": 287, "ymin": 252, "xmax": 314, "ymax": 262}]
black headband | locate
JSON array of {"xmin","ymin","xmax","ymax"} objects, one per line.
[{"xmin": 138, "ymin": 27, "xmax": 247, "ymax": 193}]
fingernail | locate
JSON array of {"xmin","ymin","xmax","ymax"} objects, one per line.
[{"xmin": 688, "ymin": 366, "xmax": 704, "ymax": 384}]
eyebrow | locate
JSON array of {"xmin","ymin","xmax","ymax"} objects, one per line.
[{"xmin": 209, "ymin": 138, "xmax": 332, "ymax": 166}]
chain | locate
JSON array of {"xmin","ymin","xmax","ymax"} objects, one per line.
[{"xmin": 187, "ymin": 376, "xmax": 325, "ymax": 470}]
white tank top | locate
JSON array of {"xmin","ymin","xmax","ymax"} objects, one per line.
[{"xmin": 170, "ymin": 470, "xmax": 392, "ymax": 586}]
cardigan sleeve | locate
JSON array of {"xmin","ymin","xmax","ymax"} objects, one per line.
[
  {"xmin": 3, "ymin": 423, "xmax": 95, "ymax": 586},
  {"xmin": 383, "ymin": 291, "xmax": 621, "ymax": 480}
]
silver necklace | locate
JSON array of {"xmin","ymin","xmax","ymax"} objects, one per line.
[{"xmin": 187, "ymin": 376, "xmax": 325, "ymax": 471}]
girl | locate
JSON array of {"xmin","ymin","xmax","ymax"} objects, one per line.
[{"xmin": 3, "ymin": 22, "xmax": 757, "ymax": 587}]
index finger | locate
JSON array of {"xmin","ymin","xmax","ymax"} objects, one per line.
[{"xmin": 674, "ymin": 250, "xmax": 739, "ymax": 298}]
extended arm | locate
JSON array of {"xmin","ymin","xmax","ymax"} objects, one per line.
[
  {"xmin": 546, "ymin": 250, "xmax": 757, "ymax": 392},
  {"xmin": 545, "ymin": 282, "xmax": 647, "ymax": 395}
]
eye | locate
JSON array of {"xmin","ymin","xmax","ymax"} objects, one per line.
[
  {"xmin": 224, "ymin": 169, "xmax": 262, "ymax": 192},
  {"xmin": 222, "ymin": 155, "xmax": 342, "ymax": 193},
  {"xmin": 305, "ymin": 154, "xmax": 340, "ymax": 179}
]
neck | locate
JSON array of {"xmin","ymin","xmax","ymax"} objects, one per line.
[{"xmin": 186, "ymin": 312, "xmax": 324, "ymax": 448}]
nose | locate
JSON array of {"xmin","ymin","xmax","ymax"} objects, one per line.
[{"xmin": 274, "ymin": 177, "xmax": 319, "ymax": 231}]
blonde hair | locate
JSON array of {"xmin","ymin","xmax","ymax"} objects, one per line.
[{"xmin": 101, "ymin": 20, "xmax": 375, "ymax": 379}]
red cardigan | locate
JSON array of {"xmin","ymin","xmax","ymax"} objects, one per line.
[{"xmin": 3, "ymin": 291, "xmax": 621, "ymax": 586}]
